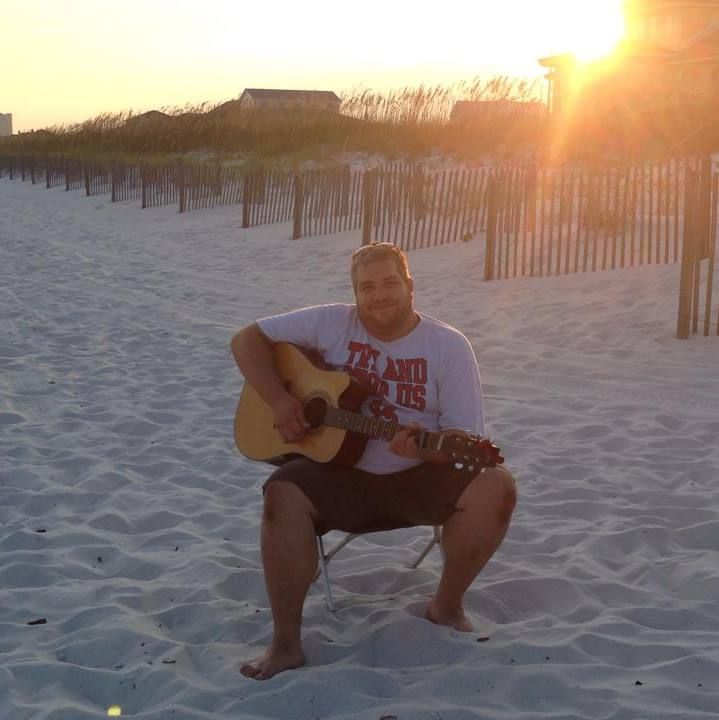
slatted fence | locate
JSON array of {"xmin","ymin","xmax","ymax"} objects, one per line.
[
  {"xmin": 240, "ymin": 170, "xmax": 295, "ymax": 227},
  {"xmin": 29, "ymin": 156, "xmax": 46, "ymax": 185},
  {"xmin": 677, "ymin": 157, "xmax": 718, "ymax": 338},
  {"xmin": 111, "ymin": 163, "xmax": 142, "ymax": 202},
  {"xmin": 141, "ymin": 165, "xmax": 179, "ymax": 208},
  {"xmin": 295, "ymin": 167, "xmax": 363, "ymax": 238},
  {"xmin": 0, "ymin": 154, "xmax": 12, "ymax": 178},
  {"xmin": 85, "ymin": 163, "xmax": 111, "ymax": 196},
  {"xmin": 360, "ymin": 165, "xmax": 491, "ymax": 249},
  {"xmin": 181, "ymin": 165, "xmax": 244, "ymax": 212},
  {"xmin": 483, "ymin": 159, "xmax": 686, "ymax": 280},
  {"xmin": 46, "ymin": 157, "xmax": 66, "ymax": 188},
  {"xmin": 62, "ymin": 159, "xmax": 84, "ymax": 191},
  {"xmin": 0, "ymin": 156, "xmax": 413, "ymax": 239}
]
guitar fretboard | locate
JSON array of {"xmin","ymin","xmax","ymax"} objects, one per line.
[{"xmin": 324, "ymin": 406, "xmax": 442, "ymax": 451}]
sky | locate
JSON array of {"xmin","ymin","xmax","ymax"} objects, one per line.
[{"xmin": 4, "ymin": 0, "xmax": 626, "ymax": 133}]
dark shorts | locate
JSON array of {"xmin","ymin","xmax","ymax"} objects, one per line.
[{"xmin": 264, "ymin": 458, "xmax": 474, "ymax": 536}]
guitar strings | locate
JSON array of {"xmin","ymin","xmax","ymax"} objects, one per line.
[{"xmin": 300, "ymin": 398, "xmax": 492, "ymax": 458}]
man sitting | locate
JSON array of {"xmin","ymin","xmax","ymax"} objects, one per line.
[{"xmin": 231, "ymin": 242, "xmax": 517, "ymax": 680}]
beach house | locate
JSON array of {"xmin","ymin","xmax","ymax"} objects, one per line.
[
  {"xmin": 0, "ymin": 113, "xmax": 12, "ymax": 137},
  {"xmin": 238, "ymin": 89, "xmax": 341, "ymax": 114}
]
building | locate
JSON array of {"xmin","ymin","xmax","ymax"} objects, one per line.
[
  {"xmin": 540, "ymin": 0, "xmax": 719, "ymax": 115},
  {"xmin": 627, "ymin": 0, "xmax": 719, "ymax": 47},
  {"xmin": 238, "ymin": 89, "xmax": 341, "ymax": 114},
  {"xmin": 624, "ymin": 0, "xmax": 719, "ymax": 97},
  {"xmin": 0, "ymin": 113, "xmax": 12, "ymax": 137}
]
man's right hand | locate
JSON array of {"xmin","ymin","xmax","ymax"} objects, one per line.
[{"xmin": 271, "ymin": 394, "xmax": 310, "ymax": 443}]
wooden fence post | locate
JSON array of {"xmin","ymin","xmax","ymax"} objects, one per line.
[
  {"xmin": 676, "ymin": 164, "xmax": 698, "ymax": 339},
  {"xmin": 361, "ymin": 170, "xmax": 376, "ymax": 246},
  {"xmin": 692, "ymin": 157, "xmax": 713, "ymax": 334},
  {"xmin": 340, "ymin": 165, "xmax": 351, "ymax": 217},
  {"xmin": 524, "ymin": 164, "xmax": 537, "ymax": 232},
  {"xmin": 697, "ymin": 156, "xmax": 712, "ymax": 261},
  {"xmin": 141, "ymin": 165, "xmax": 148, "ymax": 209},
  {"xmin": 84, "ymin": 164, "xmax": 91, "ymax": 196},
  {"xmin": 214, "ymin": 164, "xmax": 222, "ymax": 199},
  {"xmin": 704, "ymin": 172, "xmax": 718, "ymax": 336},
  {"xmin": 484, "ymin": 174, "xmax": 498, "ymax": 281},
  {"xmin": 242, "ymin": 172, "xmax": 252, "ymax": 228},
  {"xmin": 178, "ymin": 164, "xmax": 186, "ymax": 213},
  {"xmin": 292, "ymin": 172, "xmax": 304, "ymax": 239}
]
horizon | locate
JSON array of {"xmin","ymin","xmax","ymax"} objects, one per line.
[{"xmin": 4, "ymin": 0, "xmax": 625, "ymax": 134}]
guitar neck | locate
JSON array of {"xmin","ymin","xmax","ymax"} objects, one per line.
[{"xmin": 324, "ymin": 406, "xmax": 443, "ymax": 452}]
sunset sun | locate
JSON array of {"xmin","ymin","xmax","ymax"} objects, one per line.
[{"xmin": 545, "ymin": 0, "xmax": 626, "ymax": 62}]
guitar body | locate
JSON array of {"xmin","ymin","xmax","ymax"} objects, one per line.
[
  {"xmin": 234, "ymin": 343, "xmax": 369, "ymax": 466},
  {"xmin": 235, "ymin": 343, "xmax": 504, "ymax": 473}
]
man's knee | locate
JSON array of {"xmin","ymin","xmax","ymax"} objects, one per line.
[
  {"xmin": 263, "ymin": 480, "xmax": 314, "ymax": 524},
  {"xmin": 487, "ymin": 467, "xmax": 517, "ymax": 525},
  {"xmin": 462, "ymin": 466, "xmax": 517, "ymax": 525}
]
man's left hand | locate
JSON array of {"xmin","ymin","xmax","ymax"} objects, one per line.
[
  {"xmin": 389, "ymin": 422, "xmax": 451, "ymax": 463},
  {"xmin": 389, "ymin": 423, "xmax": 422, "ymax": 459}
]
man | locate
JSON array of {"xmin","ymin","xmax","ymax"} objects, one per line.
[{"xmin": 231, "ymin": 242, "xmax": 516, "ymax": 681}]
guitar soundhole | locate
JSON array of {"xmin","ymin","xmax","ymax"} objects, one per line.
[{"xmin": 303, "ymin": 396, "xmax": 328, "ymax": 429}]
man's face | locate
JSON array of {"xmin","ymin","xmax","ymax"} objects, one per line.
[{"xmin": 354, "ymin": 258, "xmax": 414, "ymax": 340}]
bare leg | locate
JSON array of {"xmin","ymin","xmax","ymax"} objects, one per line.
[
  {"xmin": 427, "ymin": 466, "xmax": 516, "ymax": 631},
  {"xmin": 241, "ymin": 481, "xmax": 319, "ymax": 680}
]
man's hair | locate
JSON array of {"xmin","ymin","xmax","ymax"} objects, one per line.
[{"xmin": 350, "ymin": 243, "xmax": 412, "ymax": 293}]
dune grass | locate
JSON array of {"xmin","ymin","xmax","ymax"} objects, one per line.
[{"xmin": 0, "ymin": 77, "xmax": 547, "ymax": 165}]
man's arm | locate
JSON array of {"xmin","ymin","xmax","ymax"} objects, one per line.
[{"xmin": 230, "ymin": 323, "xmax": 309, "ymax": 442}]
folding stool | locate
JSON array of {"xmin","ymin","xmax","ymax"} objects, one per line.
[{"xmin": 315, "ymin": 526, "xmax": 443, "ymax": 611}]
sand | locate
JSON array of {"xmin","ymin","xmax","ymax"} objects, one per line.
[{"xmin": 1, "ymin": 176, "xmax": 718, "ymax": 719}]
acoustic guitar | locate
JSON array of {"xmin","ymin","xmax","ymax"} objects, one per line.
[{"xmin": 234, "ymin": 342, "xmax": 503, "ymax": 473}]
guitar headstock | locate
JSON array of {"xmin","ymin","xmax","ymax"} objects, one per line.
[{"xmin": 444, "ymin": 433, "xmax": 504, "ymax": 474}]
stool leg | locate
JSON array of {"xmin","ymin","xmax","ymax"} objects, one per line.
[
  {"xmin": 316, "ymin": 535, "xmax": 336, "ymax": 612},
  {"xmin": 409, "ymin": 526, "xmax": 441, "ymax": 569}
]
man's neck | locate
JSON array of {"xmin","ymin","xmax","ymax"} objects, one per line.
[{"xmin": 363, "ymin": 310, "xmax": 420, "ymax": 342}]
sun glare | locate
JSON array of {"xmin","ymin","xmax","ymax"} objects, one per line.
[
  {"xmin": 547, "ymin": 0, "xmax": 626, "ymax": 62},
  {"xmin": 6, "ymin": 0, "xmax": 633, "ymax": 131}
]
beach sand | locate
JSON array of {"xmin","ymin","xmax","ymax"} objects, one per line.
[{"xmin": 1, "ymin": 176, "xmax": 718, "ymax": 719}]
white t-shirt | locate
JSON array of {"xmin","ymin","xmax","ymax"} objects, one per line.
[{"xmin": 256, "ymin": 303, "xmax": 484, "ymax": 474}]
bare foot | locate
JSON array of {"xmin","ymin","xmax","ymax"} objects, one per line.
[
  {"xmin": 425, "ymin": 600, "xmax": 474, "ymax": 632},
  {"xmin": 240, "ymin": 645, "xmax": 306, "ymax": 681}
]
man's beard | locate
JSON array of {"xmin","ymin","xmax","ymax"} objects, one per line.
[{"xmin": 360, "ymin": 297, "xmax": 414, "ymax": 333}]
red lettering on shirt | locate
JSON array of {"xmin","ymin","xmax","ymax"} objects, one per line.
[
  {"xmin": 344, "ymin": 341, "xmax": 365, "ymax": 367},
  {"xmin": 344, "ymin": 365, "xmax": 389, "ymax": 399},
  {"xmin": 369, "ymin": 398, "xmax": 399, "ymax": 422},
  {"xmin": 347, "ymin": 346, "xmax": 428, "ymax": 415},
  {"xmin": 395, "ymin": 382, "xmax": 426, "ymax": 411},
  {"xmin": 345, "ymin": 341, "xmax": 380, "ymax": 371},
  {"xmin": 383, "ymin": 357, "xmax": 399, "ymax": 382}
]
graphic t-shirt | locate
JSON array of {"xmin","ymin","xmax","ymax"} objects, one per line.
[{"xmin": 256, "ymin": 304, "xmax": 484, "ymax": 474}]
